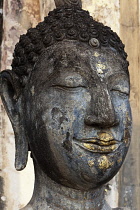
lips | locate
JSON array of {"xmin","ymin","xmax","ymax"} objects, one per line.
[{"xmin": 73, "ymin": 137, "xmax": 121, "ymax": 153}]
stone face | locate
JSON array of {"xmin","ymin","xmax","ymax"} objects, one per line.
[{"xmin": 23, "ymin": 41, "xmax": 131, "ymax": 191}]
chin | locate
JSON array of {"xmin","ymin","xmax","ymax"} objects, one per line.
[
  {"xmin": 45, "ymin": 160, "xmax": 122, "ymax": 191},
  {"xmin": 34, "ymin": 141, "xmax": 129, "ymax": 191}
]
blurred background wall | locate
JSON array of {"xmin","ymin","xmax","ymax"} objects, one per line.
[{"xmin": 0, "ymin": 0, "xmax": 139, "ymax": 209}]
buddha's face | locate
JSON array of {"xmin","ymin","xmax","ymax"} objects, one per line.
[{"xmin": 23, "ymin": 41, "xmax": 132, "ymax": 190}]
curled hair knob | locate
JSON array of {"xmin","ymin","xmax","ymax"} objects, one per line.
[
  {"xmin": 89, "ymin": 38, "xmax": 100, "ymax": 48},
  {"xmin": 54, "ymin": 0, "xmax": 82, "ymax": 8}
]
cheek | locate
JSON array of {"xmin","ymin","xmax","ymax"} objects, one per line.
[
  {"xmin": 111, "ymin": 93, "xmax": 131, "ymax": 121},
  {"xmin": 42, "ymin": 88, "xmax": 90, "ymax": 120},
  {"xmin": 32, "ymin": 89, "xmax": 91, "ymax": 135},
  {"xmin": 111, "ymin": 93, "xmax": 132, "ymax": 139}
]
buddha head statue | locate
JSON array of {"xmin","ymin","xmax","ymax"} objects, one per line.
[{"xmin": 0, "ymin": 0, "xmax": 132, "ymax": 193}]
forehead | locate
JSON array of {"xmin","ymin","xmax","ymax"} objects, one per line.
[{"xmin": 31, "ymin": 40, "xmax": 128, "ymax": 84}]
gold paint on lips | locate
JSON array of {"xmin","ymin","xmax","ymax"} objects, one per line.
[
  {"xmin": 74, "ymin": 133, "xmax": 120, "ymax": 153},
  {"xmin": 83, "ymin": 143, "xmax": 117, "ymax": 153},
  {"xmin": 97, "ymin": 132, "xmax": 114, "ymax": 141},
  {"xmin": 86, "ymin": 139, "xmax": 117, "ymax": 146}
]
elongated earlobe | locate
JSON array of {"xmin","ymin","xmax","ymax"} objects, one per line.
[{"xmin": 0, "ymin": 70, "xmax": 28, "ymax": 170}]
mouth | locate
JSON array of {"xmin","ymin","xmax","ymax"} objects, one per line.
[{"xmin": 73, "ymin": 138, "xmax": 121, "ymax": 153}]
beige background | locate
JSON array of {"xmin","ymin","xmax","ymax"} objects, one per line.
[{"xmin": 0, "ymin": 0, "xmax": 139, "ymax": 209}]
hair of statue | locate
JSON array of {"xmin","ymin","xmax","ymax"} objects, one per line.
[{"xmin": 11, "ymin": 6, "xmax": 129, "ymax": 87}]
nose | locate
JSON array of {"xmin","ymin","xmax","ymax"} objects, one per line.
[{"xmin": 84, "ymin": 87, "xmax": 119, "ymax": 127}]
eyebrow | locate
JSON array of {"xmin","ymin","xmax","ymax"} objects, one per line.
[{"xmin": 108, "ymin": 72, "xmax": 129, "ymax": 81}]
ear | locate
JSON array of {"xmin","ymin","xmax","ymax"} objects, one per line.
[{"xmin": 0, "ymin": 70, "xmax": 28, "ymax": 171}]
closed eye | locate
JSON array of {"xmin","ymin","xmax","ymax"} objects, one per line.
[
  {"xmin": 110, "ymin": 83, "xmax": 129, "ymax": 96},
  {"xmin": 111, "ymin": 88, "xmax": 129, "ymax": 96},
  {"xmin": 51, "ymin": 85, "xmax": 87, "ymax": 92},
  {"xmin": 108, "ymin": 73, "xmax": 130, "ymax": 96}
]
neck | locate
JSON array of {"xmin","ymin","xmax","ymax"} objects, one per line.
[{"xmin": 22, "ymin": 160, "xmax": 110, "ymax": 210}]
